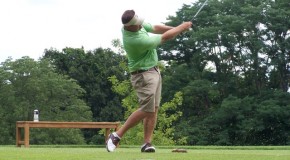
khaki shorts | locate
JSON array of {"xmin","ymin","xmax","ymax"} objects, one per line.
[{"xmin": 130, "ymin": 67, "xmax": 161, "ymax": 112}]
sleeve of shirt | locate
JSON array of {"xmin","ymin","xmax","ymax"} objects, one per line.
[
  {"xmin": 140, "ymin": 22, "xmax": 162, "ymax": 50},
  {"xmin": 142, "ymin": 22, "xmax": 154, "ymax": 32},
  {"xmin": 141, "ymin": 35, "xmax": 161, "ymax": 50}
]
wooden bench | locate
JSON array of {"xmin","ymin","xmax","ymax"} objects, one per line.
[{"xmin": 16, "ymin": 121, "xmax": 120, "ymax": 147}]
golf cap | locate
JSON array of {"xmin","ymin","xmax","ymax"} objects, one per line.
[{"xmin": 123, "ymin": 14, "xmax": 144, "ymax": 26}]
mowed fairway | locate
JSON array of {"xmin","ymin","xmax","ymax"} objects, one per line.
[{"xmin": 0, "ymin": 146, "xmax": 289, "ymax": 160}]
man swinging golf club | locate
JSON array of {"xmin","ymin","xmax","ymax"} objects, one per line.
[{"xmin": 106, "ymin": 10, "xmax": 192, "ymax": 153}]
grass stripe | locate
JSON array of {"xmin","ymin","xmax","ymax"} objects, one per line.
[{"xmin": 0, "ymin": 146, "xmax": 289, "ymax": 160}]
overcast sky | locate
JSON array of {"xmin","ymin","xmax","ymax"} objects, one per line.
[{"xmin": 0, "ymin": 0, "xmax": 195, "ymax": 62}]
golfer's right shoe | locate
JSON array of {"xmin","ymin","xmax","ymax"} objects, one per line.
[
  {"xmin": 141, "ymin": 143, "xmax": 156, "ymax": 153},
  {"xmin": 106, "ymin": 132, "xmax": 120, "ymax": 152}
]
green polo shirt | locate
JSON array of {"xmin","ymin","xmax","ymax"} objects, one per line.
[{"xmin": 122, "ymin": 22, "xmax": 162, "ymax": 72}]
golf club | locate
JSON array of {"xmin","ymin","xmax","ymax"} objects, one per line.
[{"xmin": 191, "ymin": 0, "xmax": 209, "ymax": 22}]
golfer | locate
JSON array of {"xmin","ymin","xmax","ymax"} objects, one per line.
[{"xmin": 106, "ymin": 10, "xmax": 192, "ymax": 152}]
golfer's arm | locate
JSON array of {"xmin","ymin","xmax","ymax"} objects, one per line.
[
  {"xmin": 152, "ymin": 25, "xmax": 174, "ymax": 34},
  {"xmin": 160, "ymin": 22, "xmax": 191, "ymax": 43}
]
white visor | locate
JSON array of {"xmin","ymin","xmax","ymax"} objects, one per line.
[{"xmin": 124, "ymin": 14, "xmax": 144, "ymax": 26}]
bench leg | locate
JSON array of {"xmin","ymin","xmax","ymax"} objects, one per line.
[
  {"xmin": 24, "ymin": 124, "xmax": 30, "ymax": 148},
  {"xmin": 16, "ymin": 126, "xmax": 21, "ymax": 147},
  {"xmin": 105, "ymin": 128, "xmax": 110, "ymax": 143}
]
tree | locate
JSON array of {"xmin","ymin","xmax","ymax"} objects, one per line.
[
  {"xmin": 161, "ymin": 0, "xmax": 289, "ymax": 95},
  {"xmin": 43, "ymin": 47, "xmax": 128, "ymax": 144},
  {"xmin": 192, "ymin": 91, "xmax": 290, "ymax": 145},
  {"xmin": 158, "ymin": 0, "xmax": 290, "ymax": 145},
  {"xmin": 43, "ymin": 47, "xmax": 128, "ymax": 122},
  {"xmin": 0, "ymin": 57, "xmax": 92, "ymax": 144}
]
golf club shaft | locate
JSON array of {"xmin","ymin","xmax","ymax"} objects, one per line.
[{"xmin": 191, "ymin": 0, "xmax": 209, "ymax": 22}]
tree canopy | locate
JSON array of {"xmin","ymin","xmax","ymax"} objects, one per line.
[
  {"xmin": 0, "ymin": 57, "xmax": 92, "ymax": 144},
  {"xmin": 160, "ymin": 0, "xmax": 290, "ymax": 145}
]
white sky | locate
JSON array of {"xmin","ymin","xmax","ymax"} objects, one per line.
[{"xmin": 0, "ymin": 0, "xmax": 194, "ymax": 62}]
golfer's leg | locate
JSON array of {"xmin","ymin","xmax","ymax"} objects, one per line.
[
  {"xmin": 143, "ymin": 107, "xmax": 158, "ymax": 143},
  {"xmin": 116, "ymin": 109, "xmax": 147, "ymax": 138}
]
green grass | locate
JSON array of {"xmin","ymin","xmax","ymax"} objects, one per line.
[{"xmin": 0, "ymin": 145, "xmax": 289, "ymax": 160}]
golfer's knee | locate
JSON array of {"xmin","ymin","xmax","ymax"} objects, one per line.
[{"xmin": 144, "ymin": 111, "xmax": 155, "ymax": 118}]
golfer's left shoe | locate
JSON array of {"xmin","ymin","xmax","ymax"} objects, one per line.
[
  {"xmin": 141, "ymin": 143, "xmax": 156, "ymax": 153},
  {"xmin": 106, "ymin": 132, "xmax": 121, "ymax": 152}
]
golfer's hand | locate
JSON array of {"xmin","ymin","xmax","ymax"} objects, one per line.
[{"xmin": 181, "ymin": 21, "xmax": 192, "ymax": 31}]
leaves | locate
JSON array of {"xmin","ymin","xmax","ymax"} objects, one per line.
[
  {"xmin": 0, "ymin": 57, "xmax": 92, "ymax": 144},
  {"xmin": 43, "ymin": 47, "xmax": 128, "ymax": 122},
  {"xmin": 161, "ymin": 0, "xmax": 290, "ymax": 145}
]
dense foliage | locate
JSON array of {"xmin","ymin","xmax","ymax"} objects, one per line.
[
  {"xmin": 160, "ymin": 0, "xmax": 290, "ymax": 145},
  {"xmin": 43, "ymin": 47, "xmax": 128, "ymax": 143},
  {"xmin": 0, "ymin": 57, "xmax": 92, "ymax": 144}
]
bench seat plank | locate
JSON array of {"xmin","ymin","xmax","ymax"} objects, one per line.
[{"xmin": 16, "ymin": 121, "xmax": 120, "ymax": 147}]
